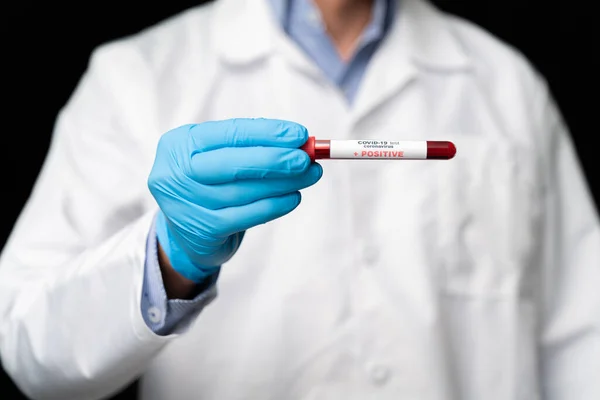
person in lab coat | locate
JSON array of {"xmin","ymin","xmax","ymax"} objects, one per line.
[{"xmin": 0, "ymin": 0, "xmax": 599, "ymax": 399}]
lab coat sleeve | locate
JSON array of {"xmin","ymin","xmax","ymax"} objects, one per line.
[
  {"xmin": 0, "ymin": 43, "xmax": 216, "ymax": 400},
  {"xmin": 537, "ymin": 82, "xmax": 600, "ymax": 399}
]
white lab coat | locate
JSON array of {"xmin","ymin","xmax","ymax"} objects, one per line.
[{"xmin": 1, "ymin": 0, "xmax": 599, "ymax": 399}]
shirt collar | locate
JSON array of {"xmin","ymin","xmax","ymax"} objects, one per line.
[
  {"xmin": 269, "ymin": 0, "xmax": 393, "ymax": 48},
  {"xmin": 361, "ymin": 0, "xmax": 393, "ymax": 45}
]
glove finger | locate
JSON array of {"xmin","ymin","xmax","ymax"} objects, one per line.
[
  {"xmin": 202, "ymin": 192, "xmax": 303, "ymax": 237},
  {"xmin": 187, "ymin": 118, "xmax": 308, "ymax": 152},
  {"xmin": 190, "ymin": 146, "xmax": 311, "ymax": 184},
  {"xmin": 198, "ymin": 163, "xmax": 323, "ymax": 209}
]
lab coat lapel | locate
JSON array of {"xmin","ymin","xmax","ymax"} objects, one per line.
[
  {"xmin": 351, "ymin": 0, "xmax": 472, "ymax": 125},
  {"xmin": 210, "ymin": 0, "xmax": 277, "ymax": 66},
  {"xmin": 211, "ymin": 0, "xmax": 325, "ymax": 100},
  {"xmin": 210, "ymin": 0, "xmax": 473, "ymax": 125}
]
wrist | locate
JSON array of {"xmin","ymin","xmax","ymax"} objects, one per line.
[
  {"xmin": 155, "ymin": 211, "xmax": 221, "ymax": 282},
  {"xmin": 157, "ymin": 243, "xmax": 201, "ymax": 300},
  {"xmin": 155, "ymin": 212, "xmax": 244, "ymax": 283}
]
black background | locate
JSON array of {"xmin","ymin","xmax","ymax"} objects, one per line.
[{"xmin": 1, "ymin": 1, "xmax": 598, "ymax": 399}]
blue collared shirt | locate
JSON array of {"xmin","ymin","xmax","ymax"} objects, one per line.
[
  {"xmin": 141, "ymin": 0, "xmax": 394, "ymax": 335},
  {"xmin": 271, "ymin": 0, "xmax": 393, "ymax": 103}
]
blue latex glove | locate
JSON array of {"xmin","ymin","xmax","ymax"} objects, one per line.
[{"xmin": 148, "ymin": 118, "xmax": 322, "ymax": 282}]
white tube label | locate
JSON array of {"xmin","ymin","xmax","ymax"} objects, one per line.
[{"xmin": 329, "ymin": 140, "xmax": 427, "ymax": 159}]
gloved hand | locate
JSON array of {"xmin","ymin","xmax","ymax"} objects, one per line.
[{"xmin": 148, "ymin": 118, "xmax": 322, "ymax": 282}]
